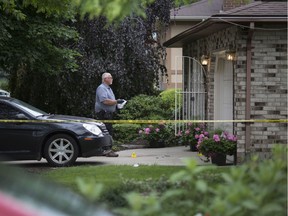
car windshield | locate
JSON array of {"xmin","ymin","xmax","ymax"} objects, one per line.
[{"xmin": 11, "ymin": 98, "xmax": 48, "ymax": 117}]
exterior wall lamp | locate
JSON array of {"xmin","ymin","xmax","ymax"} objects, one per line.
[
  {"xmin": 201, "ymin": 55, "xmax": 209, "ymax": 65},
  {"xmin": 225, "ymin": 50, "xmax": 236, "ymax": 61}
]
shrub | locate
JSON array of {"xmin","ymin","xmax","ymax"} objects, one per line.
[
  {"xmin": 117, "ymin": 94, "xmax": 162, "ymax": 120},
  {"xmin": 138, "ymin": 123, "xmax": 179, "ymax": 147},
  {"xmin": 204, "ymin": 145, "xmax": 287, "ymax": 216},
  {"xmin": 118, "ymin": 145, "xmax": 287, "ymax": 216},
  {"xmin": 113, "ymin": 124, "xmax": 141, "ymax": 144},
  {"xmin": 159, "ymin": 88, "xmax": 182, "ymax": 119},
  {"xmin": 118, "ymin": 91, "xmax": 180, "ymax": 121}
]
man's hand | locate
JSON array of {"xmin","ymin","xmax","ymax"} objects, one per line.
[{"xmin": 117, "ymin": 99, "xmax": 125, "ymax": 104}]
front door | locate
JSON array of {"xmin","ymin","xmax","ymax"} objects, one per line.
[{"xmin": 214, "ymin": 57, "xmax": 233, "ymax": 133}]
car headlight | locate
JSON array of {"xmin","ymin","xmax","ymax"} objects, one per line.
[{"xmin": 83, "ymin": 123, "xmax": 103, "ymax": 136}]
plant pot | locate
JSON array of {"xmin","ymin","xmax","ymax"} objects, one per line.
[
  {"xmin": 211, "ymin": 153, "xmax": 226, "ymax": 166},
  {"xmin": 149, "ymin": 140, "xmax": 165, "ymax": 148},
  {"xmin": 189, "ymin": 142, "xmax": 198, "ymax": 152}
]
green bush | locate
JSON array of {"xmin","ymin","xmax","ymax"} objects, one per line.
[
  {"xmin": 118, "ymin": 90, "xmax": 180, "ymax": 121},
  {"xmin": 205, "ymin": 146, "xmax": 287, "ymax": 216},
  {"xmin": 113, "ymin": 124, "xmax": 141, "ymax": 144},
  {"xmin": 118, "ymin": 145, "xmax": 287, "ymax": 216},
  {"xmin": 0, "ymin": 78, "xmax": 9, "ymax": 90},
  {"xmin": 117, "ymin": 94, "xmax": 161, "ymax": 120},
  {"xmin": 160, "ymin": 88, "xmax": 182, "ymax": 119}
]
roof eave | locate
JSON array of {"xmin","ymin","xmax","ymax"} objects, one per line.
[
  {"xmin": 169, "ymin": 15, "xmax": 209, "ymax": 21},
  {"xmin": 164, "ymin": 16, "xmax": 287, "ymax": 47}
]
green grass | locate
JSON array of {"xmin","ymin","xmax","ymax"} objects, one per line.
[
  {"xmin": 41, "ymin": 165, "xmax": 231, "ymax": 192},
  {"xmin": 42, "ymin": 165, "xmax": 186, "ymax": 191},
  {"xmin": 40, "ymin": 164, "xmax": 232, "ymax": 210}
]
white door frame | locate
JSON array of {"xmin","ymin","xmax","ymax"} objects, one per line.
[{"xmin": 214, "ymin": 51, "xmax": 234, "ymax": 133}]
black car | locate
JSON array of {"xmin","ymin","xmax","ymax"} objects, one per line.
[{"xmin": 0, "ymin": 97, "xmax": 112, "ymax": 167}]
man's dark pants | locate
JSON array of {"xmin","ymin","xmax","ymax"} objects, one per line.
[{"xmin": 95, "ymin": 110, "xmax": 114, "ymax": 136}]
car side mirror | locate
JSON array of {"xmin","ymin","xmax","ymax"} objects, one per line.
[{"xmin": 15, "ymin": 113, "xmax": 29, "ymax": 120}]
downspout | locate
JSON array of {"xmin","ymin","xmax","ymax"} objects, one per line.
[{"xmin": 245, "ymin": 22, "xmax": 254, "ymax": 158}]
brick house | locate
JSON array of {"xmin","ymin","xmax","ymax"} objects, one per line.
[{"xmin": 164, "ymin": 0, "xmax": 287, "ymax": 163}]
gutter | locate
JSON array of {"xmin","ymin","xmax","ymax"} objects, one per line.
[
  {"xmin": 245, "ymin": 22, "xmax": 254, "ymax": 157},
  {"xmin": 164, "ymin": 15, "xmax": 286, "ymax": 47},
  {"xmin": 170, "ymin": 16, "xmax": 208, "ymax": 21}
]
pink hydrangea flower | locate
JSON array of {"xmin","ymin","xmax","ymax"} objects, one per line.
[
  {"xmin": 199, "ymin": 134, "xmax": 205, "ymax": 139},
  {"xmin": 213, "ymin": 134, "xmax": 220, "ymax": 142},
  {"xmin": 144, "ymin": 128, "xmax": 150, "ymax": 134},
  {"xmin": 227, "ymin": 134, "xmax": 237, "ymax": 141},
  {"xmin": 195, "ymin": 127, "xmax": 200, "ymax": 131}
]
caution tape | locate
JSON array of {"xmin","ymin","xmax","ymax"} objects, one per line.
[
  {"xmin": 99, "ymin": 119, "xmax": 288, "ymax": 124},
  {"xmin": 0, "ymin": 119, "xmax": 286, "ymax": 124}
]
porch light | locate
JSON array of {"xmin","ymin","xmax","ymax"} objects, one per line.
[
  {"xmin": 225, "ymin": 50, "xmax": 236, "ymax": 61},
  {"xmin": 201, "ymin": 55, "xmax": 209, "ymax": 65}
]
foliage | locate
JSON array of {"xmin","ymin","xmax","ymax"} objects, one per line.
[
  {"xmin": 0, "ymin": 77, "xmax": 8, "ymax": 90},
  {"xmin": 197, "ymin": 131, "xmax": 237, "ymax": 157},
  {"xmin": 118, "ymin": 94, "xmax": 163, "ymax": 120},
  {"xmin": 118, "ymin": 93, "xmax": 177, "ymax": 121},
  {"xmin": 2, "ymin": 0, "xmax": 175, "ymax": 116},
  {"xmin": 176, "ymin": 122, "xmax": 208, "ymax": 146},
  {"xmin": 1, "ymin": 0, "xmax": 197, "ymax": 22},
  {"xmin": 113, "ymin": 124, "xmax": 141, "ymax": 144},
  {"xmin": 0, "ymin": 1, "xmax": 79, "ymax": 73},
  {"xmin": 117, "ymin": 145, "xmax": 287, "ymax": 216},
  {"xmin": 204, "ymin": 145, "xmax": 287, "ymax": 216},
  {"xmin": 139, "ymin": 123, "xmax": 169, "ymax": 144},
  {"xmin": 0, "ymin": 1, "xmax": 81, "ymax": 113},
  {"xmin": 159, "ymin": 88, "xmax": 182, "ymax": 118},
  {"xmin": 43, "ymin": 165, "xmax": 184, "ymax": 193},
  {"xmin": 43, "ymin": 163, "xmax": 229, "ymax": 211},
  {"xmin": 0, "ymin": 164, "xmax": 111, "ymax": 216}
]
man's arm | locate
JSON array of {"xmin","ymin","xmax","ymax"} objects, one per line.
[{"xmin": 102, "ymin": 99, "xmax": 117, "ymax": 106}]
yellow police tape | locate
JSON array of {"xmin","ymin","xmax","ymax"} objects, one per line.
[{"xmin": 0, "ymin": 119, "xmax": 287, "ymax": 124}]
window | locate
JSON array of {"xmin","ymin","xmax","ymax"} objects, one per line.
[{"xmin": 0, "ymin": 103, "xmax": 24, "ymax": 119}]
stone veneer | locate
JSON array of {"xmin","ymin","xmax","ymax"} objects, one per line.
[{"xmin": 183, "ymin": 24, "xmax": 287, "ymax": 163}]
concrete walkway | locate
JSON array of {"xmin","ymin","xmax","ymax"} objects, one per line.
[
  {"xmin": 78, "ymin": 146, "xmax": 214, "ymax": 166},
  {"xmin": 5, "ymin": 146, "xmax": 234, "ymax": 167}
]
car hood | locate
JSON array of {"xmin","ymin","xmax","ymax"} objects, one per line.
[
  {"xmin": 50, "ymin": 115, "xmax": 94, "ymax": 121},
  {"xmin": 40, "ymin": 115, "xmax": 97, "ymax": 123}
]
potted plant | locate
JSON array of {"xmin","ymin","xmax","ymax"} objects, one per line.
[
  {"xmin": 197, "ymin": 131, "xmax": 237, "ymax": 165},
  {"xmin": 139, "ymin": 123, "xmax": 169, "ymax": 148},
  {"xmin": 177, "ymin": 123, "xmax": 209, "ymax": 151}
]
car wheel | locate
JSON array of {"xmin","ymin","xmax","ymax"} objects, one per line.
[{"xmin": 44, "ymin": 134, "xmax": 79, "ymax": 167}]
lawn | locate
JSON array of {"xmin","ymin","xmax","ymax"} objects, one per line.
[
  {"xmin": 41, "ymin": 164, "xmax": 231, "ymax": 193},
  {"xmin": 40, "ymin": 164, "xmax": 232, "ymax": 214},
  {"xmin": 42, "ymin": 165, "xmax": 187, "ymax": 191}
]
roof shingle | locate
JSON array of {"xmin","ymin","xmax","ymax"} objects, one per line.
[{"xmin": 219, "ymin": 1, "xmax": 287, "ymax": 16}]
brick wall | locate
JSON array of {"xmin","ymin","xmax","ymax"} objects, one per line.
[
  {"xmin": 235, "ymin": 24, "xmax": 287, "ymax": 162},
  {"xmin": 183, "ymin": 24, "xmax": 287, "ymax": 163}
]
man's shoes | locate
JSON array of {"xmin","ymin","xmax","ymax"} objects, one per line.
[{"xmin": 105, "ymin": 151, "xmax": 119, "ymax": 157}]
